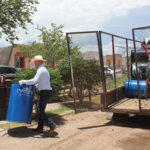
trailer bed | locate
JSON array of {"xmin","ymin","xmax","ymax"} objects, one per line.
[{"xmin": 103, "ymin": 98, "xmax": 150, "ymax": 115}]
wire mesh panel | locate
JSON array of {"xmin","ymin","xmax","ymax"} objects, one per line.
[
  {"xmin": 133, "ymin": 26, "xmax": 150, "ymax": 42},
  {"xmin": 100, "ymin": 32, "xmax": 134, "ymax": 107},
  {"xmin": 67, "ymin": 32, "xmax": 102, "ymax": 112},
  {"xmin": 101, "ymin": 34, "xmax": 115, "ymax": 90},
  {"xmin": 101, "ymin": 34, "xmax": 131, "ymax": 90},
  {"xmin": 132, "ymin": 26, "xmax": 150, "ymax": 111}
]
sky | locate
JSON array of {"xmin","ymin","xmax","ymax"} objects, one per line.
[{"xmin": 0, "ymin": 0, "xmax": 150, "ymax": 48}]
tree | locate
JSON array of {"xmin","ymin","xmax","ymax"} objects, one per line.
[
  {"xmin": 58, "ymin": 57, "xmax": 101, "ymax": 103},
  {"xmin": 18, "ymin": 23, "xmax": 81, "ymax": 67},
  {"xmin": 38, "ymin": 23, "xmax": 66, "ymax": 66},
  {"xmin": 0, "ymin": 0, "xmax": 39, "ymax": 43},
  {"xmin": 73, "ymin": 58, "xmax": 101, "ymax": 102},
  {"xmin": 38, "ymin": 23, "xmax": 81, "ymax": 67}
]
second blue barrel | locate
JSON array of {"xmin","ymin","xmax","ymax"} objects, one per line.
[
  {"xmin": 7, "ymin": 83, "xmax": 35, "ymax": 124},
  {"xmin": 125, "ymin": 80, "xmax": 146, "ymax": 98}
]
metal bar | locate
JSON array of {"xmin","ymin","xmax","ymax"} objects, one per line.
[
  {"xmin": 102, "ymin": 108, "xmax": 150, "ymax": 116},
  {"xmin": 67, "ymin": 30, "xmax": 142, "ymax": 43},
  {"xmin": 112, "ymin": 35, "xmax": 117, "ymax": 89},
  {"xmin": 132, "ymin": 29, "xmax": 142, "ymax": 112},
  {"xmin": 66, "ymin": 31, "xmax": 98, "ymax": 35},
  {"xmin": 101, "ymin": 31, "xmax": 142, "ymax": 43},
  {"xmin": 66, "ymin": 33, "xmax": 77, "ymax": 113},
  {"xmin": 132, "ymin": 26, "xmax": 150, "ymax": 31},
  {"xmin": 86, "ymin": 72, "xmax": 92, "ymax": 109},
  {"xmin": 97, "ymin": 31, "xmax": 108, "ymax": 108},
  {"xmin": 126, "ymin": 39, "xmax": 130, "ymax": 80}
]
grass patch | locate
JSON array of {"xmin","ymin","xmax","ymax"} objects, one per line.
[
  {"xmin": 75, "ymin": 95, "xmax": 100, "ymax": 110},
  {"xmin": 106, "ymin": 75, "xmax": 128, "ymax": 90},
  {"xmin": 84, "ymin": 95, "xmax": 100, "ymax": 104},
  {"xmin": 46, "ymin": 105, "xmax": 74, "ymax": 116},
  {"xmin": 0, "ymin": 122, "xmax": 28, "ymax": 130}
]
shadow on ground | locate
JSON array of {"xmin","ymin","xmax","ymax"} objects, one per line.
[
  {"xmin": 7, "ymin": 126, "xmax": 59, "ymax": 138},
  {"xmin": 78, "ymin": 114, "xmax": 150, "ymax": 130},
  {"xmin": 32, "ymin": 112, "xmax": 67, "ymax": 126},
  {"xmin": 7, "ymin": 113, "xmax": 67, "ymax": 138}
]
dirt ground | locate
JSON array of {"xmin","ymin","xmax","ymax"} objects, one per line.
[{"xmin": 1, "ymin": 111, "xmax": 150, "ymax": 150}]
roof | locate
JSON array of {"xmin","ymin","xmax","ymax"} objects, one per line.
[
  {"xmin": 82, "ymin": 51, "xmax": 99, "ymax": 60},
  {"xmin": 0, "ymin": 65, "xmax": 15, "ymax": 68},
  {"xmin": 0, "ymin": 46, "xmax": 13, "ymax": 65}
]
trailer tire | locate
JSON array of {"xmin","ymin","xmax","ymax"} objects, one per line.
[{"xmin": 112, "ymin": 113, "xmax": 128, "ymax": 121}]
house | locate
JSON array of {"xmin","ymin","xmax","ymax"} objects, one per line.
[
  {"xmin": 0, "ymin": 45, "xmax": 52, "ymax": 69},
  {"xmin": 103, "ymin": 54, "xmax": 122, "ymax": 70},
  {"xmin": 0, "ymin": 46, "xmax": 13, "ymax": 65},
  {"xmin": 0, "ymin": 45, "xmax": 31, "ymax": 69},
  {"xmin": 82, "ymin": 51, "xmax": 99, "ymax": 61},
  {"xmin": 82, "ymin": 51, "xmax": 125, "ymax": 71}
]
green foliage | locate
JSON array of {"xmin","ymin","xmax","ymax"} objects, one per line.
[
  {"xmin": 17, "ymin": 42, "xmax": 44, "ymax": 61},
  {"xmin": 47, "ymin": 68, "xmax": 63, "ymax": 98},
  {"xmin": 18, "ymin": 23, "xmax": 81, "ymax": 68},
  {"xmin": 59, "ymin": 57, "xmax": 101, "ymax": 86},
  {"xmin": 13, "ymin": 68, "xmax": 36, "ymax": 82},
  {"xmin": 83, "ymin": 59, "xmax": 101, "ymax": 87},
  {"xmin": 58, "ymin": 59, "xmax": 71, "ymax": 84},
  {"xmin": 14, "ymin": 68, "xmax": 63, "ymax": 100},
  {"xmin": 37, "ymin": 23, "xmax": 81, "ymax": 67},
  {"xmin": 73, "ymin": 58, "xmax": 101, "ymax": 101},
  {"xmin": 58, "ymin": 57, "xmax": 101, "ymax": 101},
  {"xmin": 38, "ymin": 23, "xmax": 65, "ymax": 65},
  {"xmin": 46, "ymin": 105, "xmax": 74, "ymax": 116},
  {"xmin": 106, "ymin": 75, "xmax": 128, "ymax": 90},
  {"xmin": 0, "ymin": 0, "xmax": 39, "ymax": 43}
]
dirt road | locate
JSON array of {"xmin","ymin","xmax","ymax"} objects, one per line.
[{"xmin": 1, "ymin": 111, "xmax": 150, "ymax": 150}]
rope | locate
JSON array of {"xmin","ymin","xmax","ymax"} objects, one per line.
[{"xmin": 142, "ymin": 42, "xmax": 150, "ymax": 58}]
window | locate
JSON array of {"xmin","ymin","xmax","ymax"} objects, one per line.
[{"xmin": 16, "ymin": 56, "xmax": 24, "ymax": 68}]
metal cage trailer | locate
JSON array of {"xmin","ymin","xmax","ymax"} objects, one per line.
[{"xmin": 66, "ymin": 26, "xmax": 150, "ymax": 116}]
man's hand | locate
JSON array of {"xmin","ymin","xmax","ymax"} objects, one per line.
[{"xmin": 19, "ymin": 80, "xmax": 24, "ymax": 86}]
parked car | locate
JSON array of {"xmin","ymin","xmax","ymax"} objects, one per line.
[
  {"xmin": 104, "ymin": 66, "xmax": 114, "ymax": 79},
  {"xmin": 0, "ymin": 65, "xmax": 18, "ymax": 79}
]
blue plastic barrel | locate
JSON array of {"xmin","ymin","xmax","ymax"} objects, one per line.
[
  {"xmin": 7, "ymin": 83, "xmax": 35, "ymax": 124},
  {"xmin": 125, "ymin": 80, "xmax": 146, "ymax": 98}
]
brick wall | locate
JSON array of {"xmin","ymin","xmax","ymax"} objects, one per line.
[{"xmin": 104, "ymin": 54, "xmax": 122, "ymax": 70}]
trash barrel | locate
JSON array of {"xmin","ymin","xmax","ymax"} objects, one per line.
[
  {"xmin": 125, "ymin": 80, "xmax": 146, "ymax": 98},
  {"xmin": 7, "ymin": 83, "xmax": 35, "ymax": 124}
]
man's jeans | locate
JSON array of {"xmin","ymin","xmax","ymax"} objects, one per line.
[{"xmin": 36, "ymin": 90, "xmax": 56, "ymax": 130}]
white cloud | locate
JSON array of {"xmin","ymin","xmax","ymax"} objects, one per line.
[
  {"xmin": 1, "ymin": 0, "xmax": 150, "ymax": 46},
  {"xmin": 30, "ymin": 0, "xmax": 150, "ymax": 32}
]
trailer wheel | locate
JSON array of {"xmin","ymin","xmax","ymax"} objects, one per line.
[{"xmin": 112, "ymin": 113, "xmax": 128, "ymax": 121}]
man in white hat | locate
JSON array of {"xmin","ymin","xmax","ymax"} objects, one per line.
[{"xmin": 19, "ymin": 55, "xmax": 56, "ymax": 136}]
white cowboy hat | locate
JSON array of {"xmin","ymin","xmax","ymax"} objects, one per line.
[{"xmin": 31, "ymin": 55, "xmax": 46, "ymax": 63}]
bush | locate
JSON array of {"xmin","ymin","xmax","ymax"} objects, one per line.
[
  {"xmin": 13, "ymin": 68, "xmax": 37, "ymax": 82},
  {"xmin": 58, "ymin": 59, "xmax": 71, "ymax": 84},
  {"xmin": 14, "ymin": 68, "xmax": 63, "ymax": 101},
  {"xmin": 47, "ymin": 68, "xmax": 63, "ymax": 100},
  {"xmin": 58, "ymin": 58, "xmax": 101, "ymax": 102}
]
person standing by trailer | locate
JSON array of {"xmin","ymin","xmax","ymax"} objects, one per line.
[{"xmin": 19, "ymin": 55, "xmax": 56, "ymax": 136}]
